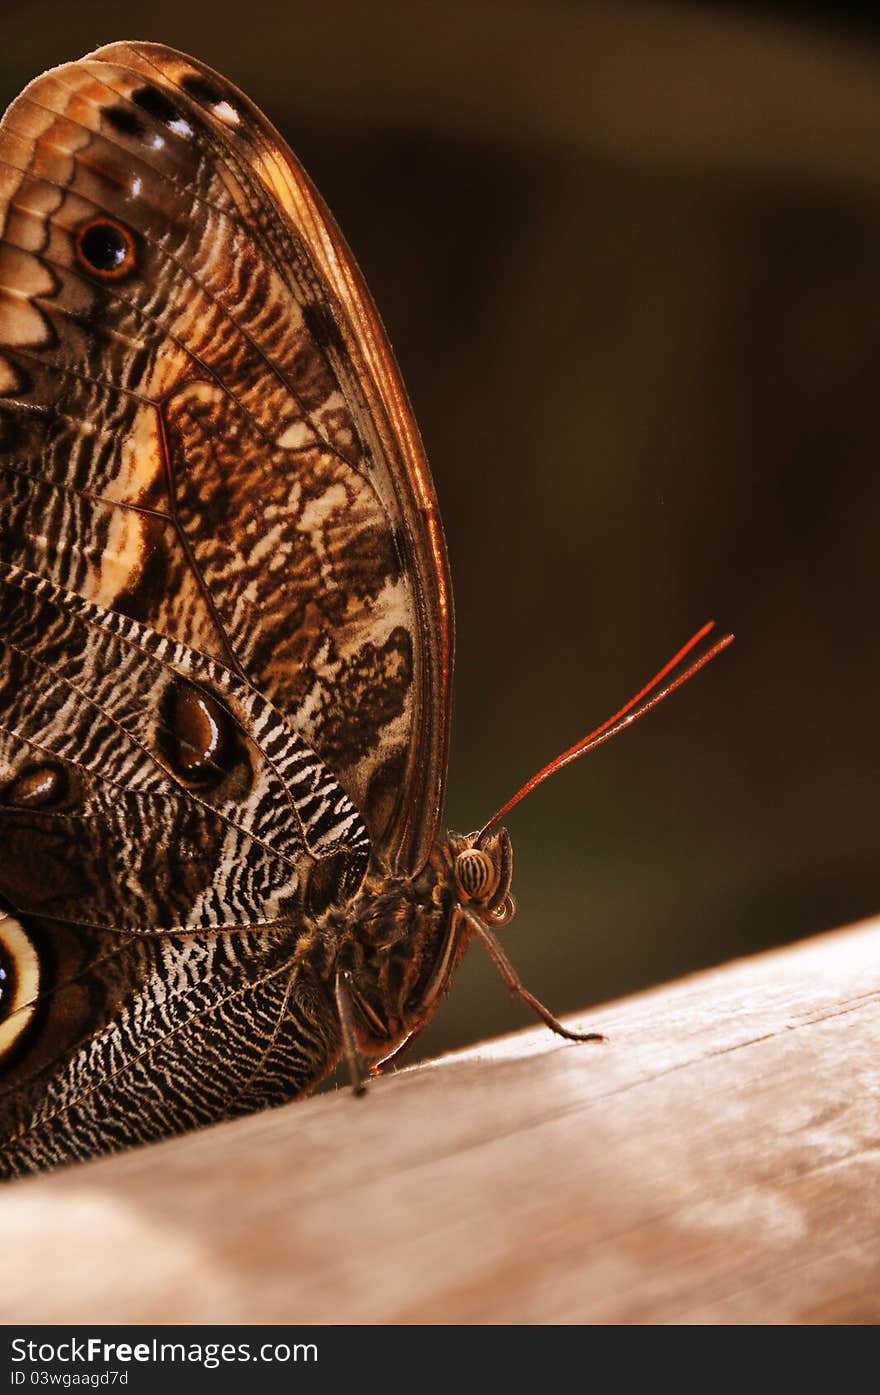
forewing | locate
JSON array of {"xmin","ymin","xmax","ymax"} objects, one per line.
[{"xmin": 0, "ymin": 40, "xmax": 453, "ymax": 872}]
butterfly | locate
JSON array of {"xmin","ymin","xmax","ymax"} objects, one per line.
[{"xmin": 0, "ymin": 42, "xmax": 731, "ymax": 1178}]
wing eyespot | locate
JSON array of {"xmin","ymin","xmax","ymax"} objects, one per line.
[
  {"xmin": 0, "ymin": 910, "xmax": 41, "ymax": 1061},
  {"xmin": 5, "ymin": 761, "xmax": 68, "ymax": 811},
  {"xmin": 158, "ymin": 679, "xmax": 239, "ymax": 790},
  {"xmin": 74, "ymin": 216, "xmax": 137, "ymax": 281}
]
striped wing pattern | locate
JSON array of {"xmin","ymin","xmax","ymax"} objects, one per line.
[
  {"xmin": 0, "ymin": 560, "xmax": 368, "ymax": 932},
  {"xmin": 0, "ymin": 42, "xmax": 452, "ymax": 1172},
  {"xmin": 1, "ymin": 914, "xmax": 339, "ymax": 1175}
]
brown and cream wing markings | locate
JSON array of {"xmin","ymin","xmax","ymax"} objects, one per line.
[
  {"xmin": 0, "ymin": 40, "xmax": 452, "ymax": 867},
  {"xmin": 0, "ymin": 42, "xmax": 454, "ymax": 1175},
  {"xmin": 0, "ymin": 905, "xmax": 342, "ymax": 1173}
]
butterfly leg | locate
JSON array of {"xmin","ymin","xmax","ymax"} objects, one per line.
[
  {"xmin": 334, "ymin": 969, "xmax": 369, "ymax": 1096},
  {"xmin": 460, "ymin": 907, "xmax": 607, "ymax": 1045}
]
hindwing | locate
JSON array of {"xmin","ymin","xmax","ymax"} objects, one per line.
[{"xmin": 0, "ymin": 41, "xmax": 453, "ymax": 1173}]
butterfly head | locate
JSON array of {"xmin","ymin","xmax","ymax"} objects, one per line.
[
  {"xmin": 451, "ymin": 831, "xmax": 515, "ymax": 924},
  {"xmin": 332, "ymin": 620, "xmax": 735, "ymax": 1086},
  {"xmin": 331, "ymin": 827, "xmax": 515, "ymax": 1066}
]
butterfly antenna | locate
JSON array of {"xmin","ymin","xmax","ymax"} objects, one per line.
[{"xmin": 477, "ymin": 620, "xmax": 734, "ymax": 841}]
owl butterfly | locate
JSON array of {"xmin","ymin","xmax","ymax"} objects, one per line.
[{"xmin": 0, "ymin": 43, "xmax": 731, "ymax": 1178}]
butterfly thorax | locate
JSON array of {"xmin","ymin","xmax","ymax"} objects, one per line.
[{"xmin": 304, "ymin": 828, "xmax": 514, "ymax": 1061}]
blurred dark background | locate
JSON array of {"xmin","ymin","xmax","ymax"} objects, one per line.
[{"xmin": 2, "ymin": 0, "xmax": 878, "ymax": 1063}]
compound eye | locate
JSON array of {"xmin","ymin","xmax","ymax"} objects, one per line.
[
  {"xmin": 454, "ymin": 847, "xmax": 498, "ymax": 903},
  {"xmin": 491, "ymin": 895, "xmax": 516, "ymax": 928}
]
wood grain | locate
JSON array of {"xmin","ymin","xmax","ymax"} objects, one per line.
[{"xmin": 2, "ymin": 918, "xmax": 878, "ymax": 1324}]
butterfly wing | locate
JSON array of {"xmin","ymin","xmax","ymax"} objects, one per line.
[
  {"xmin": 0, "ymin": 43, "xmax": 453, "ymax": 1171},
  {"xmin": 0, "ymin": 904, "xmax": 341, "ymax": 1177},
  {"xmin": 0, "ymin": 39, "xmax": 452, "ymax": 872}
]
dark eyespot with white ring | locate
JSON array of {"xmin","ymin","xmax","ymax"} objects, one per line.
[
  {"xmin": 74, "ymin": 216, "xmax": 137, "ymax": 281},
  {"xmin": 454, "ymin": 847, "xmax": 498, "ymax": 903}
]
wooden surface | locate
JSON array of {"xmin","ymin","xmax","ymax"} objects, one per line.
[{"xmin": 2, "ymin": 918, "xmax": 878, "ymax": 1324}]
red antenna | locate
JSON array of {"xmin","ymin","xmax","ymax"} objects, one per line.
[{"xmin": 477, "ymin": 620, "xmax": 734, "ymax": 841}]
